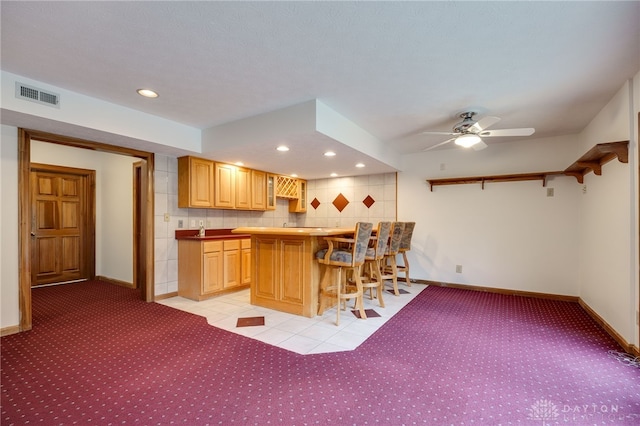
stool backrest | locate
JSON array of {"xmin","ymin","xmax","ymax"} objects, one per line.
[
  {"xmin": 387, "ymin": 222, "xmax": 405, "ymax": 255},
  {"xmin": 353, "ymin": 222, "xmax": 373, "ymax": 265},
  {"xmin": 399, "ymin": 222, "xmax": 415, "ymax": 251},
  {"xmin": 373, "ymin": 222, "xmax": 392, "ymax": 260}
]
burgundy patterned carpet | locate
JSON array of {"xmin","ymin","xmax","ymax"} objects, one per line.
[{"xmin": 2, "ymin": 281, "xmax": 639, "ymax": 424}]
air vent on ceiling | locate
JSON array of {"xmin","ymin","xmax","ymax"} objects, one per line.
[{"xmin": 15, "ymin": 82, "xmax": 60, "ymax": 108}]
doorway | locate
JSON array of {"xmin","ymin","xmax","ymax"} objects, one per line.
[{"xmin": 18, "ymin": 129, "xmax": 155, "ymax": 332}]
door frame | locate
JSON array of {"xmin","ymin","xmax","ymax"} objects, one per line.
[{"xmin": 18, "ymin": 129, "xmax": 155, "ymax": 332}]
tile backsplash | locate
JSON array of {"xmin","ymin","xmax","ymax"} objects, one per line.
[{"xmin": 153, "ymin": 154, "xmax": 397, "ymax": 296}]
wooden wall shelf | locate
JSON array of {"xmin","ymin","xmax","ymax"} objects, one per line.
[
  {"xmin": 426, "ymin": 141, "xmax": 628, "ymax": 191},
  {"xmin": 427, "ymin": 172, "xmax": 564, "ymax": 191},
  {"xmin": 563, "ymin": 141, "xmax": 628, "ymax": 184}
]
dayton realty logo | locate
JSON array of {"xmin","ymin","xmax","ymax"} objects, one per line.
[
  {"xmin": 527, "ymin": 399, "xmax": 559, "ymax": 424},
  {"xmin": 528, "ymin": 400, "xmax": 635, "ymax": 423}
]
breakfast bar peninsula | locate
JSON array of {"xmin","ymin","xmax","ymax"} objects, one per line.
[{"xmin": 231, "ymin": 227, "xmax": 353, "ymax": 317}]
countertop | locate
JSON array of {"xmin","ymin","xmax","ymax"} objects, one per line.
[
  {"xmin": 175, "ymin": 228, "xmax": 250, "ymax": 240},
  {"xmin": 231, "ymin": 227, "xmax": 354, "ymax": 236}
]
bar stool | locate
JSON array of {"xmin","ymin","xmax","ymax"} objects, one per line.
[
  {"xmin": 381, "ymin": 222, "xmax": 405, "ymax": 296},
  {"xmin": 397, "ymin": 222, "xmax": 415, "ymax": 286},
  {"xmin": 360, "ymin": 221, "xmax": 392, "ymax": 308},
  {"xmin": 316, "ymin": 222, "xmax": 373, "ymax": 325}
]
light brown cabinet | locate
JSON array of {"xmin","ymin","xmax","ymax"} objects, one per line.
[
  {"xmin": 251, "ymin": 170, "xmax": 267, "ymax": 210},
  {"xmin": 266, "ymin": 173, "xmax": 276, "ymax": 210},
  {"xmin": 235, "ymin": 167, "xmax": 252, "ymax": 210},
  {"xmin": 288, "ymin": 179, "xmax": 307, "ymax": 213},
  {"xmin": 178, "ymin": 156, "xmax": 214, "ymax": 208},
  {"xmin": 178, "ymin": 155, "xmax": 309, "ymax": 212},
  {"xmin": 251, "ymin": 235, "xmax": 312, "ymax": 316},
  {"xmin": 222, "ymin": 239, "xmax": 241, "ymax": 289},
  {"xmin": 178, "ymin": 237, "xmax": 250, "ymax": 301},
  {"xmin": 203, "ymin": 241, "xmax": 224, "ymax": 294},
  {"xmin": 214, "ymin": 162, "xmax": 236, "ymax": 208}
]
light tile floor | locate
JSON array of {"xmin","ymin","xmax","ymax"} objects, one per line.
[{"xmin": 158, "ymin": 282, "xmax": 426, "ymax": 355}]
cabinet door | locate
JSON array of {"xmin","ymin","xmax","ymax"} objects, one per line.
[
  {"xmin": 178, "ymin": 156, "xmax": 214, "ymax": 208},
  {"xmin": 214, "ymin": 163, "xmax": 235, "ymax": 208},
  {"xmin": 223, "ymin": 240, "xmax": 241, "ymax": 288},
  {"xmin": 241, "ymin": 239, "xmax": 251, "ymax": 285},
  {"xmin": 203, "ymin": 251, "xmax": 223, "ymax": 294},
  {"xmin": 251, "ymin": 170, "xmax": 267, "ymax": 210},
  {"xmin": 279, "ymin": 238, "xmax": 305, "ymax": 304},
  {"xmin": 254, "ymin": 236, "xmax": 278, "ymax": 300},
  {"xmin": 288, "ymin": 179, "xmax": 307, "ymax": 213},
  {"xmin": 235, "ymin": 167, "xmax": 252, "ymax": 210},
  {"xmin": 266, "ymin": 174, "xmax": 276, "ymax": 211}
]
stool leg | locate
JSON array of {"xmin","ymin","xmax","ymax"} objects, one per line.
[
  {"xmin": 353, "ymin": 266, "xmax": 367, "ymax": 320},
  {"xmin": 374, "ymin": 259, "xmax": 385, "ymax": 308},
  {"xmin": 390, "ymin": 256, "xmax": 399, "ymax": 296},
  {"xmin": 402, "ymin": 251, "xmax": 411, "ymax": 286},
  {"xmin": 336, "ymin": 267, "xmax": 343, "ymax": 326}
]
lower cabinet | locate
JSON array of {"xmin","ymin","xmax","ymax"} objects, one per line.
[
  {"xmin": 251, "ymin": 235, "xmax": 313, "ymax": 316},
  {"xmin": 178, "ymin": 237, "xmax": 250, "ymax": 301}
]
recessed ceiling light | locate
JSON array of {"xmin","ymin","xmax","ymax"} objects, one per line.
[
  {"xmin": 234, "ymin": 161, "xmax": 244, "ymax": 166},
  {"xmin": 330, "ymin": 173, "xmax": 338, "ymax": 177},
  {"xmin": 291, "ymin": 173, "xmax": 298, "ymax": 178},
  {"xmin": 355, "ymin": 163, "xmax": 365, "ymax": 168},
  {"xmin": 137, "ymin": 88, "xmax": 158, "ymax": 98},
  {"xmin": 276, "ymin": 145, "xmax": 289, "ymax": 152},
  {"xmin": 324, "ymin": 151, "xmax": 336, "ymax": 157}
]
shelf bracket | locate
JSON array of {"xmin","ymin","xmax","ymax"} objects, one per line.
[{"xmin": 577, "ymin": 161, "xmax": 602, "ymax": 176}]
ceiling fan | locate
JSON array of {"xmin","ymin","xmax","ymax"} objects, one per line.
[{"xmin": 421, "ymin": 111, "xmax": 535, "ymax": 151}]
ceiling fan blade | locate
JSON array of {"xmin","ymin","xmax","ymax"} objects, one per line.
[
  {"xmin": 423, "ymin": 138, "xmax": 455, "ymax": 151},
  {"xmin": 472, "ymin": 140, "xmax": 488, "ymax": 151},
  {"xmin": 479, "ymin": 128, "xmax": 535, "ymax": 137},
  {"xmin": 419, "ymin": 131, "xmax": 458, "ymax": 136},
  {"xmin": 469, "ymin": 116, "xmax": 500, "ymax": 133}
]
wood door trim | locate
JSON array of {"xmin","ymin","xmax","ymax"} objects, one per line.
[
  {"xmin": 18, "ymin": 129, "xmax": 155, "ymax": 332},
  {"xmin": 30, "ymin": 163, "xmax": 96, "ymax": 286}
]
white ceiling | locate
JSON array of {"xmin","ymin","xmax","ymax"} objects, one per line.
[{"xmin": 1, "ymin": 1, "xmax": 639, "ymax": 179}]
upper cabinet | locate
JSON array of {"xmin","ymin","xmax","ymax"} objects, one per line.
[
  {"xmin": 214, "ymin": 162, "xmax": 236, "ymax": 208},
  {"xmin": 178, "ymin": 156, "xmax": 307, "ymax": 212},
  {"xmin": 274, "ymin": 175, "xmax": 307, "ymax": 213},
  {"xmin": 251, "ymin": 170, "xmax": 267, "ymax": 210},
  {"xmin": 234, "ymin": 166, "xmax": 252, "ymax": 210},
  {"xmin": 266, "ymin": 173, "xmax": 277, "ymax": 211},
  {"xmin": 178, "ymin": 156, "xmax": 214, "ymax": 208},
  {"xmin": 289, "ymin": 179, "xmax": 307, "ymax": 213}
]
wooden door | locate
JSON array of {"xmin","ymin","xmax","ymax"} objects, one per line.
[{"xmin": 30, "ymin": 165, "xmax": 95, "ymax": 286}]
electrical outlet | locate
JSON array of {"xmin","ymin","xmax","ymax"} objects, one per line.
[
  {"xmin": 582, "ymin": 185, "xmax": 587, "ymax": 194},
  {"xmin": 164, "ymin": 213, "xmax": 170, "ymax": 222},
  {"xmin": 440, "ymin": 163, "xmax": 446, "ymax": 171},
  {"xmin": 178, "ymin": 220, "xmax": 183, "ymax": 228},
  {"xmin": 455, "ymin": 265, "xmax": 462, "ymax": 273},
  {"xmin": 190, "ymin": 219, "xmax": 196, "ymax": 228},
  {"xmin": 198, "ymin": 220, "xmax": 204, "ymax": 227}
]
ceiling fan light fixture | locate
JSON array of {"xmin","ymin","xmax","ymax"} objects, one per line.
[{"xmin": 455, "ymin": 134, "xmax": 482, "ymax": 148}]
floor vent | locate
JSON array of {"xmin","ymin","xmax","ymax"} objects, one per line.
[{"xmin": 15, "ymin": 82, "xmax": 60, "ymax": 108}]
